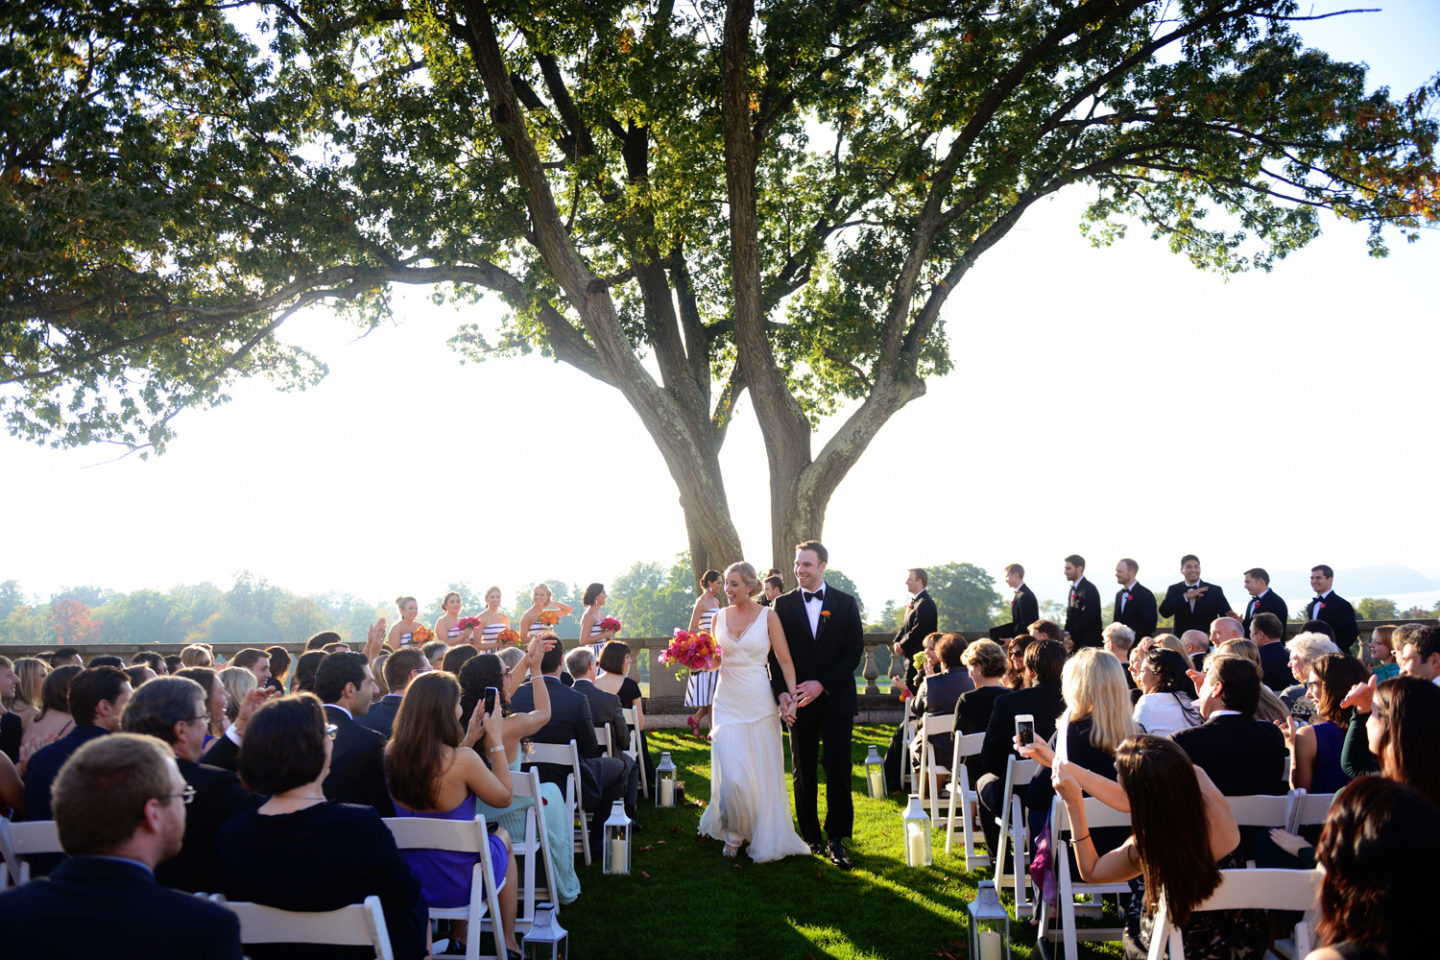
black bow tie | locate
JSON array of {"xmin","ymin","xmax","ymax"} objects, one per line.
[{"xmin": 804, "ymin": 590, "xmax": 824, "ymax": 603}]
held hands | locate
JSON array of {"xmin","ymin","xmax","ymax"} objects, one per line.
[
  {"xmin": 777, "ymin": 692, "xmax": 798, "ymax": 727},
  {"xmin": 1341, "ymin": 675, "xmax": 1378, "ymax": 713}
]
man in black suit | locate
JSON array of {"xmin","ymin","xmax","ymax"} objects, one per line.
[
  {"xmin": 1250, "ymin": 613, "xmax": 1296, "ymax": 690},
  {"xmin": 120, "ymin": 675, "xmax": 260, "ymax": 893},
  {"xmin": 565, "ymin": 646, "xmax": 631, "ymax": 757},
  {"xmin": 360, "ymin": 647, "xmax": 431, "ymax": 739},
  {"xmin": 1171, "ymin": 654, "xmax": 1286, "ymax": 797},
  {"xmin": 23, "ymin": 665, "xmax": 131, "ymax": 821},
  {"xmin": 892, "ymin": 568, "xmax": 939, "ymax": 694},
  {"xmin": 770, "ymin": 539, "xmax": 865, "ymax": 869},
  {"xmin": 1063, "ymin": 554, "xmax": 1103, "ymax": 649},
  {"xmin": 990, "ymin": 564, "xmax": 1039, "ymax": 641},
  {"xmin": 976, "ymin": 639, "xmax": 1067, "ymax": 856},
  {"xmin": 512, "ymin": 641, "xmax": 638, "ymax": 852},
  {"xmin": 1305, "ymin": 565, "xmax": 1359, "ymax": 652},
  {"xmin": 315, "ymin": 651, "xmax": 394, "ymax": 816},
  {"xmin": 1158, "ymin": 554, "xmax": 1232, "ymax": 637},
  {"xmin": 1241, "ymin": 567, "xmax": 1288, "ymax": 638},
  {"xmin": 1112, "ymin": 558, "xmax": 1157, "ymax": 642},
  {"xmin": 0, "ymin": 733, "xmax": 243, "ymax": 957}
]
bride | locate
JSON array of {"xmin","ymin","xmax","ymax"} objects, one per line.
[{"xmin": 697, "ymin": 562, "xmax": 813, "ymax": 861}]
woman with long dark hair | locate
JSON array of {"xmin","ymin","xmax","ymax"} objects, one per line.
[
  {"xmin": 1281, "ymin": 654, "xmax": 1367, "ymax": 792},
  {"xmin": 1131, "ymin": 647, "xmax": 1202, "ymax": 737},
  {"xmin": 1335, "ymin": 674, "xmax": 1440, "ymax": 805}
]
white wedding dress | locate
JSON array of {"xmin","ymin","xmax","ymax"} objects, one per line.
[{"xmin": 697, "ymin": 605, "xmax": 812, "ymax": 862}]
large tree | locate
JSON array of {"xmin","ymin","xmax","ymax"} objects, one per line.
[{"xmin": 3, "ymin": 0, "xmax": 1435, "ymax": 577}]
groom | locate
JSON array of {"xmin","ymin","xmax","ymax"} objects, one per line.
[{"xmin": 770, "ymin": 539, "xmax": 865, "ymax": 869}]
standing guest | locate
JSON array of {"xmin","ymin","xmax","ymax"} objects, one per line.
[
  {"xmin": 567, "ymin": 647, "xmax": 631, "ymax": 758},
  {"xmin": 388, "ymin": 595, "xmax": 425, "ymax": 649},
  {"xmin": 264, "ymin": 646, "xmax": 290, "ymax": 693},
  {"xmin": 24, "ymin": 666, "xmax": 132, "ymax": 821},
  {"xmin": 163, "ymin": 654, "xmax": 184, "ymax": 675},
  {"xmin": 1281, "ymin": 654, "xmax": 1367, "ymax": 792},
  {"xmin": 518, "ymin": 582, "xmax": 574, "ymax": 641},
  {"xmin": 685, "ymin": 570, "xmax": 723, "ymax": 736},
  {"xmin": 954, "ymin": 640, "xmax": 1009, "ymax": 734},
  {"xmin": 1250, "ymin": 612, "xmax": 1296, "ymax": 690},
  {"xmin": 306, "ymin": 630, "xmax": 343, "ymax": 651},
  {"xmin": 386, "ymin": 672, "xmax": 520, "ymax": 958},
  {"xmin": 595, "ymin": 640, "xmax": 654, "ymax": 784},
  {"xmin": 434, "ymin": 590, "xmax": 475, "ymax": 647},
  {"xmin": 476, "ymin": 586, "xmax": 511, "ymax": 648},
  {"xmin": 131, "ymin": 651, "xmax": 169, "ymax": 677},
  {"xmin": 176, "ymin": 667, "xmax": 228, "ymax": 744},
  {"xmin": 1063, "ymin": 555, "xmax": 1103, "ymax": 649},
  {"xmin": 578, "ymin": 582, "xmax": 618, "ymax": 657},
  {"xmin": 120, "ymin": 675, "xmax": 259, "ymax": 893},
  {"xmin": 1305, "ymin": 565, "xmax": 1359, "ymax": 652},
  {"xmin": 1102, "ymin": 623, "xmax": 1138, "ymax": 690},
  {"xmin": 218, "ymin": 666, "xmax": 257, "ymax": 724},
  {"xmin": 1158, "ymin": 555, "xmax": 1231, "ymax": 638},
  {"xmin": 1172, "ymin": 655, "xmax": 1286, "ymax": 797},
  {"xmin": 220, "ymin": 695, "xmax": 427, "ymax": 960},
  {"xmin": 1133, "ymin": 647, "xmax": 1203, "ymax": 738},
  {"xmin": 360, "ymin": 647, "xmax": 431, "ymax": 739},
  {"xmin": 0, "ymin": 734, "xmax": 243, "ymax": 958},
  {"xmin": 124, "ymin": 665, "xmax": 156, "ymax": 688},
  {"xmin": 760, "ymin": 574, "xmax": 785, "ymax": 607},
  {"xmin": 290, "ymin": 650, "xmax": 326, "ymax": 694},
  {"xmin": 231, "ymin": 648, "xmax": 273, "ymax": 689},
  {"xmin": 1112, "ymin": 559, "xmax": 1158, "ymax": 644},
  {"xmin": 892, "ymin": 568, "xmax": 939, "ymax": 694},
  {"xmin": 1240, "ymin": 567, "xmax": 1288, "ymax": 638},
  {"xmin": 991, "ymin": 564, "xmax": 1039, "ymax": 641},
  {"xmin": 1282, "ymin": 632, "xmax": 1343, "ymax": 722},
  {"xmin": 22, "ymin": 664, "xmax": 81, "ymax": 758},
  {"xmin": 442, "ymin": 644, "xmax": 479, "ymax": 676},
  {"xmin": 178, "ymin": 644, "xmax": 213, "ymax": 668},
  {"xmin": 1367, "ymin": 625, "xmax": 1400, "ymax": 681},
  {"xmin": 314, "ymin": 652, "xmax": 394, "ymax": 815},
  {"xmin": 48, "ymin": 649, "xmax": 82, "ymax": 669}
]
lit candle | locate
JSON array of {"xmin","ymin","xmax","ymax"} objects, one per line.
[
  {"xmin": 868, "ymin": 767, "xmax": 884, "ymax": 798},
  {"xmin": 610, "ymin": 837, "xmax": 627, "ymax": 872},
  {"xmin": 907, "ymin": 827, "xmax": 927, "ymax": 866},
  {"xmin": 978, "ymin": 929, "xmax": 1002, "ymax": 960},
  {"xmin": 660, "ymin": 779, "xmax": 674, "ymax": 806}
]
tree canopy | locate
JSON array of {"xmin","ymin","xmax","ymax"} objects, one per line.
[{"xmin": 3, "ymin": 0, "xmax": 1435, "ymax": 577}]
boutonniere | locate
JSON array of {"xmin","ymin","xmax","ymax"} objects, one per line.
[{"xmin": 820, "ymin": 610, "xmax": 832, "ymax": 621}]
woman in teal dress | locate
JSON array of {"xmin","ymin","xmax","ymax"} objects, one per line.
[
  {"xmin": 1368, "ymin": 625, "xmax": 1400, "ymax": 681},
  {"xmin": 459, "ymin": 641, "xmax": 581, "ymax": 906}
]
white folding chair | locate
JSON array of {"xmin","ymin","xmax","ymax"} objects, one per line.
[
  {"xmin": 941, "ymin": 732, "xmax": 990, "ymax": 869},
  {"xmin": 1285, "ymin": 790, "xmax": 1335, "ymax": 833},
  {"xmin": 383, "ymin": 814, "xmax": 504, "ymax": 960},
  {"xmin": 898, "ymin": 713, "xmax": 917, "ymax": 792},
  {"xmin": 992, "ymin": 755, "xmax": 1039, "ymax": 918},
  {"xmin": 1146, "ymin": 868, "xmax": 1323, "ymax": 960},
  {"xmin": 0, "ymin": 818, "xmax": 62, "ymax": 888},
  {"xmin": 917, "ymin": 712, "xmax": 957, "ymax": 824},
  {"xmin": 594, "ymin": 724, "xmax": 614, "ymax": 759},
  {"xmin": 1224, "ymin": 794, "xmax": 1294, "ymax": 867},
  {"xmin": 213, "ymin": 893, "xmax": 394, "ymax": 960},
  {"xmin": 525, "ymin": 740, "xmax": 592, "ymax": 866},
  {"xmin": 507, "ymin": 767, "xmax": 560, "ymax": 932},
  {"xmin": 1037, "ymin": 796, "xmax": 1133, "ymax": 960},
  {"xmin": 621, "ymin": 707, "xmax": 648, "ymax": 799}
]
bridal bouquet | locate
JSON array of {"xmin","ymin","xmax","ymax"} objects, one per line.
[
  {"xmin": 538, "ymin": 609, "xmax": 561, "ymax": 626},
  {"xmin": 599, "ymin": 616, "xmax": 622, "ymax": 633},
  {"xmin": 496, "ymin": 628, "xmax": 521, "ymax": 646},
  {"xmin": 456, "ymin": 616, "xmax": 482, "ymax": 632},
  {"xmin": 659, "ymin": 629, "xmax": 720, "ymax": 680}
]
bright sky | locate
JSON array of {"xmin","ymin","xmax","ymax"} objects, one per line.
[{"xmin": 5, "ymin": 1, "xmax": 1439, "ymax": 621}]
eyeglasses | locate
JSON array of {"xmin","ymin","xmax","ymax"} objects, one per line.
[
  {"xmin": 165, "ymin": 784, "xmax": 197, "ymax": 806},
  {"xmin": 192, "ymin": 714, "xmax": 211, "ymax": 724},
  {"xmin": 325, "ymin": 723, "xmax": 338, "ymax": 740}
]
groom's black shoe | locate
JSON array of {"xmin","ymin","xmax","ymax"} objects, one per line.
[
  {"xmin": 808, "ymin": 841, "xmax": 825, "ymax": 857},
  {"xmin": 827, "ymin": 840, "xmax": 852, "ymax": 871}
]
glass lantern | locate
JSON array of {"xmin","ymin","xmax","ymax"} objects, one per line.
[
  {"xmin": 902, "ymin": 793, "xmax": 932, "ymax": 866},
  {"xmin": 864, "ymin": 744, "xmax": 886, "ymax": 799},
  {"xmin": 521, "ymin": 905, "xmax": 568, "ymax": 960},
  {"xmin": 602, "ymin": 799, "xmax": 632, "ymax": 875},
  {"xmin": 656, "ymin": 751, "xmax": 677, "ymax": 807},
  {"xmin": 967, "ymin": 880, "xmax": 1011, "ymax": 960}
]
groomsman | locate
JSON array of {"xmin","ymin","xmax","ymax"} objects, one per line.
[
  {"xmin": 1063, "ymin": 555, "xmax": 1103, "ymax": 649},
  {"xmin": 1158, "ymin": 555, "xmax": 1231, "ymax": 637},
  {"xmin": 1112, "ymin": 558, "xmax": 1158, "ymax": 641},
  {"xmin": 1305, "ymin": 565, "xmax": 1359, "ymax": 651},
  {"xmin": 1241, "ymin": 568, "xmax": 1288, "ymax": 638},
  {"xmin": 892, "ymin": 569, "xmax": 938, "ymax": 694},
  {"xmin": 989, "ymin": 564, "xmax": 1039, "ymax": 641}
]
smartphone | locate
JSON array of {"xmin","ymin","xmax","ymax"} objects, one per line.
[
  {"xmin": 483, "ymin": 686, "xmax": 499, "ymax": 715},
  {"xmin": 1015, "ymin": 713, "xmax": 1035, "ymax": 748}
]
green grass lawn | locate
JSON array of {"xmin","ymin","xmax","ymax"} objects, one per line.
[{"xmin": 554, "ymin": 724, "xmax": 1124, "ymax": 960}]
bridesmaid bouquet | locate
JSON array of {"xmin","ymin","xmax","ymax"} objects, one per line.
[
  {"xmin": 599, "ymin": 616, "xmax": 622, "ymax": 633},
  {"xmin": 412, "ymin": 625, "xmax": 436, "ymax": 645},
  {"xmin": 456, "ymin": 616, "xmax": 483, "ymax": 631},
  {"xmin": 496, "ymin": 628, "xmax": 521, "ymax": 646},
  {"xmin": 659, "ymin": 628, "xmax": 721, "ymax": 680},
  {"xmin": 538, "ymin": 609, "xmax": 561, "ymax": 626}
]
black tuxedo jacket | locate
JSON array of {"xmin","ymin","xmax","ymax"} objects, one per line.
[
  {"xmin": 573, "ymin": 679, "xmax": 630, "ymax": 755},
  {"xmin": 894, "ymin": 590, "xmax": 939, "ymax": 692},
  {"xmin": 0, "ymin": 856, "xmax": 243, "ymax": 958},
  {"xmin": 991, "ymin": 584, "xmax": 1039, "ymax": 640},
  {"xmin": 1242, "ymin": 589, "xmax": 1289, "ymax": 638},
  {"xmin": 1306, "ymin": 592, "xmax": 1359, "ymax": 650},
  {"xmin": 358, "ymin": 694, "xmax": 403, "ymax": 740},
  {"xmin": 1258, "ymin": 641, "xmax": 1296, "ymax": 692},
  {"xmin": 769, "ymin": 585, "xmax": 865, "ymax": 717},
  {"xmin": 1159, "ymin": 580, "xmax": 1232, "ymax": 636},
  {"xmin": 1113, "ymin": 582, "xmax": 1158, "ymax": 642},
  {"xmin": 322, "ymin": 705, "xmax": 395, "ymax": 816},
  {"xmin": 1170, "ymin": 714, "xmax": 1287, "ymax": 796},
  {"xmin": 512, "ymin": 675, "xmax": 621, "ymax": 808},
  {"xmin": 23, "ymin": 725, "xmax": 107, "ymax": 821},
  {"xmin": 1064, "ymin": 577, "xmax": 1104, "ymax": 648},
  {"xmin": 979, "ymin": 681, "xmax": 1066, "ymax": 781},
  {"xmin": 157, "ymin": 758, "xmax": 261, "ymax": 893}
]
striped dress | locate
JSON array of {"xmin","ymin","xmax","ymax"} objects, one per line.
[
  {"xmin": 481, "ymin": 622, "xmax": 506, "ymax": 646},
  {"xmin": 684, "ymin": 605, "xmax": 719, "ymax": 707},
  {"xmin": 589, "ymin": 612, "xmax": 609, "ymax": 657},
  {"xmin": 446, "ymin": 625, "xmax": 462, "ymax": 644}
]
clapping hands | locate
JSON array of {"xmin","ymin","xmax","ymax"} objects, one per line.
[{"xmin": 1341, "ymin": 675, "xmax": 1378, "ymax": 713}]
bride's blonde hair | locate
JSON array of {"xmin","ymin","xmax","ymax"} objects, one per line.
[{"xmin": 724, "ymin": 562, "xmax": 762, "ymax": 597}]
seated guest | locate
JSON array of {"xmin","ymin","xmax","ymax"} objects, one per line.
[
  {"xmin": 954, "ymin": 640, "xmax": 1008, "ymax": 736},
  {"xmin": 360, "ymin": 647, "xmax": 431, "ymax": 739},
  {"xmin": 1215, "ymin": 639, "xmax": 1289, "ymax": 723},
  {"xmin": 496, "ymin": 645, "xmax": 526, "ymax": 673},
  {"xmin": 0, "ymin": 656, "xmax": 23, "ymax": 763},
  {"xmin": 1101, "ymin": 624, "xmax": 1137, "ymax": 690},
  {"xmin": 1179, "ymin": 629, "xmax": 1211, "ymax": 673},
  {"xmin": 120, "ymin": 675, "xmax": 259, "ymax": 893},
  {"xmin": 371, "ymin": 652, "xmax": 392, "ymax": 700},
  {"xmin": 314, "ymin": 652, "xmax": 394, "ymax": 815},
  {"xmin": 1364, "ymin": 626, "xmax": 1398, "ymax": 680},
  {"xmin": 1336, "ymin": 675, "xmax": 1440, "ymax": 807},
  {"xmin": 48, "ymin": 649, "xmax": 83, "ymax": 669},
  {"xmin": 1306, "ymin": 777, "xmax": 1440, "ymax": 960},
  {"xmin": 264, "ymin": 645, "xmax": 291, "ymax": 693},
  {"xmin": 20, "ymin": 664, "xmax": 81, "ymax": 758},
  {"xmin": 1282, "ymin": 631, "xmax": 1342, "ymax": 722},
  {"xmin": 422, "ymin": 639, "xmax": 450, "ymax": 667},
  {"xmin": 291, "ymin": 649, "xmax": 325, "ymax": 693},
  {"xmin": 88, "ymin": 655, "xmax": 124, "ymax": 669},
  {"xmin": 595, "ymin": 640, "xmax": 654, "ymax": 783},
  {"xmin": 0, "ymin": 733, "xmax": 243, "ymax": 957},
  {"xmin": 178, "ymin": 644, "xmax": 213, "ymax": 668},
  {"xmin": 907, "ymin": 633, "xmax": 974, "ymax": 773},
  {"xmin": 305, "ymin": 630, "xmax": 342, "ymax": 651},
  {"xmin": 8, "ymin": 656, "xmax": 50, "ymax": 731},
  {"xmin": 176, "ymin": 666, "xmax": 228, "ymax": 745},
  {"xmin": 219, "ymin": 695, "xmax": 426, "ymax": 960},
  {"xmin": 0, "ymin": 751, "xmax": 21, "ymax": 818},
  {"xmin": 231, "ymin": 648, "xmax": 273, "ymax": 689},
  {"xmin": 1250, "ymin": 612, "xmax": 1296, "ymax": 690},
  {"xmin": 460, "ymin": 645, "xmax": 581, "ymax": 906},
  {"xmin": 218, "ymin": 666, "xmax": 257, "ymax": 725},
  {"xmin": 1396, "ymin": 622, "xmax": 1440, "ymax": 681},
  {"xmin": 133, "ymin": 651, "xmax": 167, "ymax": 677},
  {"xmin": 1282, "ymin": 654, "xmax": 1368, "ymax": 792},
  {"xmin": 24, "ymin": 666, "xmax": 131, "ymax": 821},
  {"xmin": 124, "ymin": 664, "xmax": 156, "ymax": 688},
  {"xmin": 1172, "ymin": 655, "xmax": 1286, "ymax": 797},
  {"xmin": 566, "ymin": 647, "xmax": 632, "ymax": 758},
  {"xmin": 385, "ymin": 672, "xmax": 520, "ymax": 957},
  {"xmin": 442, "ymin": 644, "xmax": 479, "ymax": 676},
  {"xmin": 1003, "ymin": 633, "xmax": 1036, "ymax": 690},
  {"xmin": 1132, "ymin": 648, "xmax": 1202, "ymax": 738},
  {"xmin": 164, "ymin": 655, "xmax": 184, "ymax": 675}
]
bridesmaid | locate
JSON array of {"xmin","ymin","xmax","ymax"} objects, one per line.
[
  {"xmin": 684, "ymin": 570, "xmax": 723, "ymax": 737},
  {"xmin": 477, "ymin": 586, "xmax": 510, "ymax": 649},
  {"xmin": 577, "ymin": 583, "xmax": 618, "ymax": 657},
  {"xmin": 387, "ymin": 596, "xmax": 423, "ymax": 649},
  {"xmin": 518, "ymin": 583, "xmax": 574, "ymax": 641},
  {"xmin": 434, "ymin": 591, "xmax": 475, "ymax": 647}
]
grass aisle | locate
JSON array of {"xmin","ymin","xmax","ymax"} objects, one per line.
[{"xmin": 556, "ymin": 723, "xmax": 1117, "ymax": 960}]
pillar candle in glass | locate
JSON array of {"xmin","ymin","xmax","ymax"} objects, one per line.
[
  {"xmin": 902, "ymin": 793, "xmax": 932, "ymax": 866},
  {"xmin": 521, "ymin": 905, "xmax": 569, "ymax": 960},
  {"xmin": 967, "ymin": 880, "xmax": 1011, "ymax": 960},
  {"xmin": 656, "ymin": 751, "xmax": 677, "ymax": 807},
  {"xmin": 602, "ymin": 800, "xmax": 632, "ymax": 875},
  {"xmin": 864, "ymin": 744, "xmax": 886, "ymax": 799}
]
